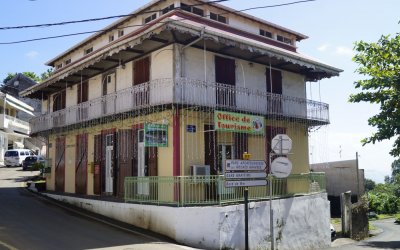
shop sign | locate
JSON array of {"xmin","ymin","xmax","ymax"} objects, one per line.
[
  {"xmin": 214, "ymin": 110, "xmax": 264, "ymax": 135},
  {"xmin": 144, "ymin": 123, "xmax": 168, "ymax": 147}
]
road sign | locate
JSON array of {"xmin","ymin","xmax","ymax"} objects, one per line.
[
  {"xmin": 225, "ymin": 172, "xmax": 267, "ymax": 179},
  {"xmin": 271, "ymin": 157, "xmax": 292, "ymax": 178},
  {"xmin": 225, "ymin": 160, "xmax": 266, "ymax": 171},
  {"xmin": 271, "ymin": 134, "xmax": 292, "ymax": 154},
  {"xmin": 225, "ymin": 180, "xmax": 267, "ymax": 188}
]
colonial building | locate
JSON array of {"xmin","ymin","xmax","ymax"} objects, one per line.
[{"xmin": 22, "ymin": 1, "xmax": 341, "ymax": 248}]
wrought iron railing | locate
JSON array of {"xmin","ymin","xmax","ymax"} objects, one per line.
[
  {"xmin": 124, "ymin": 172, "xmax": 326, "ymax": 207},
  {"xmin": 30, "ymin": 78, "xmax": 329, "ymax": 133}
]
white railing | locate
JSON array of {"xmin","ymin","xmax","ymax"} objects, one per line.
[
  {"xmin": 3, "ymin": 115, "xmax": 31, "ymax": 134},
  {"xmin": 30, "ymin": 78, "xmax": 329, "ymax": 133}
]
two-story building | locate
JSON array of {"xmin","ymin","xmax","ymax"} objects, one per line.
[
  {"xmin": 22, "ymin": 0, "xmax": 342, "ymax": 249},
  {"xmin": 0, "ymin": 92, "xmax": 33, "ymax": 164}
]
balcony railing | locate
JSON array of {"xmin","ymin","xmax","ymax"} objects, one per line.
[
  {"xmin": 30, "ymin": 78, "xmax": 329, "ymax": 133},
  {"xmin": 124, "ymin": 173, "xmax": 326, "ymax": 207},
  {"xmin": 0, "ymin": 115, "xmax": 30, "ymax": 135}
]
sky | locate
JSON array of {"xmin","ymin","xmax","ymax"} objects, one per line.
[{"xmin": 0, "ymin": 0, "xmax": 399, "ymax": 183}]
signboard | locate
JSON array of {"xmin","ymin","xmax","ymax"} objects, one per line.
[
  {"xmin": 225, "ymin": 180, "xmax": 267, "ymax": 188},
  {"xmin": 271, "ymin": 157, "xmax": 292, "ymax": 178},
  {"xmin": 226, "ymin": 160, "xmax": 266, "ymax": 171},
  {"xmin": 271, "ymin": 134, "xmax": 292, "ymax": 155},
  {"xmin": 214, "ymin": 110, "xmax": 264, "ymax": 135},
  {"xmin": 225, "ymin": 172, "xmax": 267, "ymax": 179},
  {"xmin": 186, "ymin": 125, "xmax": 196, "ymax": 133},
  {"xmin": 144, "ymin": 123, "xmax": 168, "ymax": 147}
]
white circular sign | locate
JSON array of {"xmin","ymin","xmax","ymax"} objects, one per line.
[
  {"xmin": 271, "ymin": 157, "xmax": 292, "ymax": 178},
  {"xmin": 271, "ymin": 134, "xmax": 292, "ymax": 154}
]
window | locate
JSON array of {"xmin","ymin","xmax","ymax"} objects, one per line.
[
  {"xmin": 162, "ymin": 4, "xmax": 174, "ymax": 14},
  {"xmin": 65, "ymin": 59, "xmax": 71, "ymax": 65},
  {"xmin": 259, "ymin": 29, "xmax": 272, "ymax": 38},
  {"xmin": 210, "ymin": 12, "xmax": 227, "ymax": 23},
  {"xmin": 84, "ymin": 47, "xmax": 93, "ymax": 55},
  {"xmin": 180, "ymin": 3, "xmax": 204, "ymax": 16},
  {"xmin": 56, "ymin": 64, "xmax": 63, "ymax": 70},
  {"xmin": 109, "ymin": 35, "xmax": 114, "ymax": 42},
  {"xmin": 118, "ymin": 30, "xmax": 124, "ymax": 38},
  {"xmin": 144, "ymin": 13, "xmax": 157, "ymax": 24},
  {"xmin": 277, "ymin": 35, "xmax": 292, "ymax": 45}
]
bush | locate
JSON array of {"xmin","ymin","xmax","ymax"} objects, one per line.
[
  {"xmin": 368, "ymin": 192, "xmax": 399, "ymax": 214},
  {"xmin": 395, "ymin": 215, "xmax": 400, "ymax": 224},
  {"xmin": 30, "ymin": 162, "xmax": 44, "ymax": 172}
]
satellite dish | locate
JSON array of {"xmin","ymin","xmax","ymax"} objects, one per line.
[
  {"xmin": 271, "ymin": 134, "xmax": 292, "ymax": 154},
  {"xmin": 271, "ymin": 157, "xmax": 292, "ymax": 178}
]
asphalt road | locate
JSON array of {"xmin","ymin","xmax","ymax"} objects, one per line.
[
  {"xmin": 330, "ymin": 219, "xmax": 400, "ymax": 249},
  {"xmin": 0, "ymin": 166, "xmax": 195, "ymax": 250}
]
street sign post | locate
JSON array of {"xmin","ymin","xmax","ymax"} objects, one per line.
[{"xmin": 224, "ymin": 159, "xmax": 268, "ymax": 250}]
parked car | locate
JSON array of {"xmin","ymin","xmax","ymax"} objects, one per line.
[
  {"xmin": 4, "ymin": 149, "xmax": 35, "ymax": 167},
  {"xmin": 330, "ymin": 224, "xmax": 336, "ymax": 240},
  {"xmin": 22, "ymin": 155, "xmax": 46, "ymax": 171}
]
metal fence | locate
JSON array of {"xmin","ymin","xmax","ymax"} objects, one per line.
[{"xmin": 124, "ymin": 172, "xmax": 326, "ymax": 207}]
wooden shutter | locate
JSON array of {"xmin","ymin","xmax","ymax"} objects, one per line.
[
  {"xmin": 55, "ymin": 136, "xmax": 66, "ymax": 192},
  {"xmin": 75, "ymin": 134, "xmax": 88, "ymax": 195},
  {"xmin": 266, "ymin": 68, "xmax": 282, "ymax": 94},
  {"xmin": 215, "ymin": 56, "xmax": 235, "ymax": 86},
  {"xmin": 93, "ymin": 134, "xmax": 102, "ymax": 195},
  {"xmin": 77, "ymin": 81, "xmax": 88, "ymax": 103},
  {"xmin": 117, "ymin": 129, "xmax": 133, "ymax": 198},
  {"xmin": 134, "ymin": 57, "xmax": 150, "ymax": 85}
]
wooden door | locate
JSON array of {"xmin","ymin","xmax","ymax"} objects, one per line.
[
  {"xmin": 75, "ymin": 133, "xmax": 88, "ymax": 195},
  {"xmin": 55, "ymin": 136, "xmax": 66, "ymax": 192},
  {"xmin": 133, "ymin": 57, "xmax": 150, "ymax": 107},
  {"xmin": 266, "ymin": 68, "xmax": 282, "ymax": 114},
  {"xmin": 93, "ymin": 134, "xmax": 102, "ymax": 195},
  {"xmin": 133, "ymin": 57, "xmax": 150, "ymax": 85},
  {"xmin": 146, "ymin": 147, "xmax": 158, "ymax": 176},
  {"xmin": 117, "ymin": 129, "xmax": 133, "ymax": 198},
  {"xmin": 215, "ymin": 56, "xmax": 236, "ymax": 107}
]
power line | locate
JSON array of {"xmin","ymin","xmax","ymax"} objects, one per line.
[
  {"xmin": 0, "ymin": 0, "xmax": 317, "ymax": 45},
  {"xmin": 0, "ymin": 0, "xmax": 229, "ymax": 30}
]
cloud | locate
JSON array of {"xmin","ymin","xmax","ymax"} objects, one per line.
[
  {"xmin": 317, "ymin": 44, "xmax": 330, "ymax": 52},
  {"xmin": 334, "ymin": 46, "xmax": 354, "ymax": 57},
  {"xmin": 25, "ymin": 51, "xmax": 39, "ymax": 59}
]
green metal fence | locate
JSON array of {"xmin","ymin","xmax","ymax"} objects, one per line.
[{"xmin": 124, "ymin": 172, "xmax": 326, "ymax": 207}]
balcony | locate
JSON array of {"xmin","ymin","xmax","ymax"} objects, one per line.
[
  {"xmin": 30, "ymin": 78, "xmax": 329, "ymax": 134},
  {"xmin": 0, "ymin": 114, "xmax": 30, "ymax": 135}
]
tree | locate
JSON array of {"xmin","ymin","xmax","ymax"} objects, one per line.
[
  {"xmin": 349, "ymin": 33, "xmax": 400, "ymax": 156},
  {"xmin": 2, "ymin": 72, "xmax": 41, "ymax": 84},
  {"xmin": 365, "ymin": 178, "xmax": 376, "ymax": 192},
  {"xmin": 392, "ymin": 159, "xmax": 400, "ymax": 177}
]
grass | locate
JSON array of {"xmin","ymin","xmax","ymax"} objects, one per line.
[{"xmin": 368, "ymin": 223, "xmax": 377, "ymax": 231}]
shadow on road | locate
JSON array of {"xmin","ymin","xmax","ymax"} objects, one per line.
[{"xmin": 359, "ymin": 241, "xmax": 400, "ymax": 249}]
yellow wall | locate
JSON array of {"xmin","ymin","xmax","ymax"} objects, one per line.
[{"xmin": 64, "ymin": 134, "xmax": 76, "ymax": 193}]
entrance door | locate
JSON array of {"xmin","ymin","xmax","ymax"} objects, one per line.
[
  {"xmin": 105, "ymin": 134, "xmax": 114, "ymax": 194},
  {"xmin": 117, "ymin": 129, "xmax": 133, "ymax": 198},
  {"xmin": 137, "ymin": 129, "xmax": 149, "ymax": 195},
  {"xmin": 218, "ymin": 144, "xmax": 235, "ymax": 195},
  {"xmin": 217, "ymin": 144, "xmax": 235, "ymax": 175}
]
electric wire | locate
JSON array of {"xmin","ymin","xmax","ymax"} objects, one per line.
[{"xmin": 0, "ymin": 0, "xmax": 317, "ymax": 45}]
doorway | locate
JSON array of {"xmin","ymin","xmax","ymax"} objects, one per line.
[
  {"xmin": 217, "ymin": 144, "xmax": 235, "ymax": 175},
  {"xmin": 105, "ymin": 134, "xmax": 114, "ymax": 194},
  {"xmin": 137, "ymin": 129, "xmax": 149, "ymax": 195}
]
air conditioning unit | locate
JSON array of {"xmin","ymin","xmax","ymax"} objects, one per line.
[{"xmin": 191, "ymin": 165, "xmax": 210, "ymax": 183}]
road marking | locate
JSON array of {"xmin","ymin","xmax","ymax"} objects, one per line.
[{"xmin": 0, "ymin": 240, "xmax": 18, "ymax": 250}]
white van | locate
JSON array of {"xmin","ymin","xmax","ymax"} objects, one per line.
[{"xmin": 4, "ymin": 149, "xmax": 35, "ymax": 167}]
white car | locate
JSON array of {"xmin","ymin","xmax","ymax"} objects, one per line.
[{"xmin": 4, "ymin": 149, "xmax": 35, "ymax": 167}]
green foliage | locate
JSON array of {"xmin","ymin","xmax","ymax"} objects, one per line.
[
  {"xmin": 30, "ymin": 162, "xmax": 44, "ymax": 171},
  {"xmin": 365, "ymin": 178, "xmax": 376, "ymax": 192},
  {"xmin": 395, "ymin": 214, "xmax": 400, "ymax": 224},
  {"xmin": 349, "ymin": 33, "xmax": 400, "ymax": 156},
  {"xmin": 368, "ymin": 192, "xmax": 399, "ymax": 214},
  {"xmin": 2, "ymin": 69, "xmax": 53, "ymax": 84}
]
